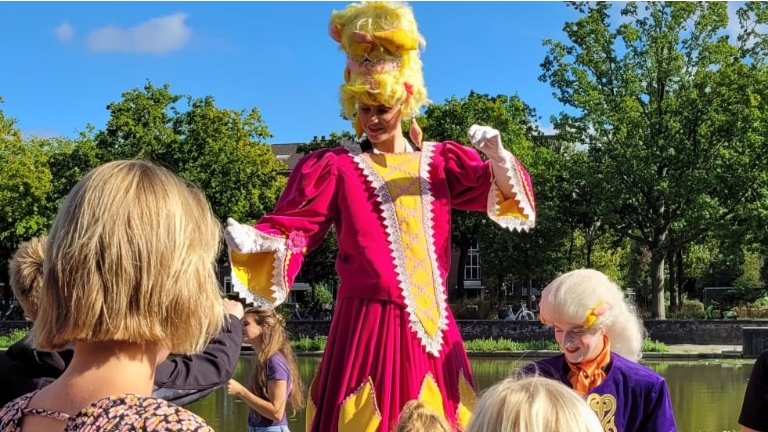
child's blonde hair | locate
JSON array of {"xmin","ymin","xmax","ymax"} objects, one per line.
[
  {"xmin": 33, "ymin": 160, "xmax": 225, "ymax": 354},
  {"xmin": 539, "ymin": 268, "xmax": 645, "ymax": 361},
  {"xmin": 9, "ymin": 236, "xmax": 46, "ymax": 320},
  {"xmin": 393, "ymin": 400, "xmax": 453, "ymax": 432},
  {"xmin": 330, "ymin": 1, "xmax": 429, "ymax": 130},
  {"xmin": 466, "ymin": 374, "xmax": 604, "ymax": 432}
]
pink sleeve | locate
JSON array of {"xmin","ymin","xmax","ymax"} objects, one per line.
[
  {"xmin": 441, "ymin": 141, "xmax": 494, "ymax": 211},
  {"xmin": 230, "ymin": 150, "xmax": 338, "ymax": 308},
  {"xmin": 441, "ymin": 141, "xmax": 536, "ymax": 231}
]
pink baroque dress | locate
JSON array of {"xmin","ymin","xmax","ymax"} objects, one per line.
[{"xmin": 230, "ymin": 139, "xmax": 536, "ymax": 432}]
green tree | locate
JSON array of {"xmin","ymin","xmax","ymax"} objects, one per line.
[
  {"xmin": 93, "ymin": 81, "xmax": 286, "ymax": 225},
  {"xmin": 419, "ymin": 91, "xmax": 547, "ymax": 300},
  {"xmin": 541, "ymin": 2, "xmax": 768, "ymax": 318},
  {"xmin": 42, "ymin": 132, "xmax": 100, "ymax": 219},
  {"xmin": 0, "ymin": 100, "xmax": 52, "ymax": 289}
]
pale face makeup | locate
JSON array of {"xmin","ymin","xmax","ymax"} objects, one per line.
[{"xmin": 552, "ymin": 321, "xmax": 606, "ymax": 364}]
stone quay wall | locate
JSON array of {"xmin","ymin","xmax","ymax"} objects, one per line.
[{"xmin": 2, "ymin": 319, "xmax": 765, "ymax": 345}]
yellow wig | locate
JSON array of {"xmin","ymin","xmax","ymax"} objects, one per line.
[{"xmin": 330, "ymin": 1, "xmax": 429, "ymax": 137}]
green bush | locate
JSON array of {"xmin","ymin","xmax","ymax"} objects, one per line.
[
  {"xmin": 463, "ymin": 338, "xmax": 559, "ymax": 351},
  {"xmin": 667, "ymin": 299, "xmax": 706, "ymax": 319},
  {"xmin": 642, "ymin": 338, "xmax": 669, "ymax": 353},
  {"xmin": 291, "ymin": 335, "xmax": 327, "ymax": 352},
  {"xmin": 312, "ymin": 284, "xmax": 334, "ymax": 306},
  {"xmin": 0, "ymin": 329, "xmax": 28, "ymax": 348}
]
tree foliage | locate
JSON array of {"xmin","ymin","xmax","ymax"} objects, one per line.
[
  {"xmin": 93, "ymin": 81, "xmax": 286, "ymax": 225},
  {"xmin": 0, "ymin": 101, "xmax": 51, "ymax": 275},
  {"xmin": 540, "ymin": 1, "xmax": 768, "ymax": 317},
  {"xmin": 420, "ymin": 91, "xmax": 570, "ymax": 300}
]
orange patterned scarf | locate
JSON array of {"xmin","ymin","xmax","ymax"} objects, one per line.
[{"xmin": 565, "ymin": 336, "xmax": 611, "ymax": 394}]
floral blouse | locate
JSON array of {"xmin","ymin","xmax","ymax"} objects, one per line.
[{"xmin": 0, "ymin": 390, "xmax": 213, "ymax": 431}]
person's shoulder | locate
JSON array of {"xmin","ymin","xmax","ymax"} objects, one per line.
[
  {"xmin": 268, "ymin": 351, "xmax": 288, "ymax": 365},
  {"xmin": 529, "ymin": 355, "xmax": 566, "ymax": 378},
  {"xmin": 73, "ymin": 395, "xmax": 213, "ymax": 431},
  {"xmin": 611, "ymin": 353, "xmax": 666, "ymax": 385},
  {"xmin": 757, "ymin": 348, "xmax": 768, "ymax": 364},
  {"xmin": 139, "ymin": 398, "xmax": 212, "ymax": 430},
  {"xmin": 290, "ymin": 146, "xmax": 350, "ymax": 176},
  {"xmin": 0, "ymin": 391, "xmax": 37, "ymax": 424}
]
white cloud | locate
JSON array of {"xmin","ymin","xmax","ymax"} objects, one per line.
[
  {"xmin": 22, "ymin": 129, "xmax": 60, "ymax": 140},
  {"xmin": 54, "ymin": 22, "xmax": 75, "ymax": 42},
  {"xmin": 86, "ymin": 13, "xmax": 192, "ymax": 55}
]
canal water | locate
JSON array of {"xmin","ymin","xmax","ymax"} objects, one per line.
[{"xmin": 187, "ymin": 355, "xmax": 751, "ymax": 432}]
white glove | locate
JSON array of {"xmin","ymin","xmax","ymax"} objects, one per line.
[
  {"xmin": 467, "ymin": 124, "xmax": 516, "ymax": 199},
  {"xmin": 224, "ymin": 218, "xmax": 262, "ymax": 254},
  {"xmin": 468, "ymin": 125, "xmax": 505, "ymax": 162}
]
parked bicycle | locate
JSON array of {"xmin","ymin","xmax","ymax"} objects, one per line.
[
  {"xmin": 1, "ymin": 303, "xmax": 25, "ymax": 321},
  {"xmin": 502, "ymin": 301, "xmax": 536, "ymax": 321}
]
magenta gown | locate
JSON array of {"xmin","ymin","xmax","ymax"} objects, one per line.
[{"xmin": 230, "ymin": 139, "xmax": 536, "ymax": 432}]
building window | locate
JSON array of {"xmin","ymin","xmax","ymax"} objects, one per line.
[
  {"xmin": 464, "ymin": 245, "xmax": 481, "ymax": 280},
  {"xmin": 223, "ymin": 276, "xmax": 232, "ymax": 294}
]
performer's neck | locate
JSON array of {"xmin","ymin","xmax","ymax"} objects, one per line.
[{"xmin": 371, "ymin": 133, "xmax": 408, "ymax": 154}]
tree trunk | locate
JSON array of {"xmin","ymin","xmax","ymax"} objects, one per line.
[
  {"xmin": 568, "ymin": 230, "xmax": 575, "ymax": 267},
  {"xmin": 456, "ymin": 245, "xmax": 468, "ymax": 300},
  {"xmin": 586, "ymin": 235, "xmax": 594, "ymax": 268},
  {"xmin": 676, "ymin": 248, "xmax": 685, "ymax": 308},
  {"xmin": 667, "ymin": 248, "xmax": 678, "ymax": 312},
  {"xmin": 650, "ymin": 249, "xmax": 666, "ymax": 319}
]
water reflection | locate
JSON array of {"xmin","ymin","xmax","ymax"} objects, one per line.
[{"xmin": 187, "ymin": 355, "xmax": 751, "ymax": 432}]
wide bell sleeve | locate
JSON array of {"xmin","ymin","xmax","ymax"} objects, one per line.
[
  {"xmin": 441, "ymin": 141, "xmax": 536, "ymax": 232},
  {"xmin": 229, "ymin": 149, "xmax": 338, "ymax": 308}
]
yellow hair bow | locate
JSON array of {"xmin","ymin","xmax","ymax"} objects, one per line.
[
  {"xmin": 372, "ymin": 29, "xmax": 419, "ymax": 53},
  {"xmin": 583, "ymin": 302, "xmax": 609, "ymax": 328}
]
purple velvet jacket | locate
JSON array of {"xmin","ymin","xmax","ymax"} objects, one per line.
[{"xmin": 533, "ymin": 353, "xmax": 677, "ymax": 432}]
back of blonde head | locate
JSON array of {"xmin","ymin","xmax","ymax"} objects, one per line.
[
  {"xmin": 34, "ymin": 160, "xmax": 225, "ymax": 354},
  {"xmin": 9, "ymin": 236, "xmax": 46, "ymax": 321},
  {"xmin": 539, "ymin": 268, "xmax": 645, "ymax": 361},
  {"xmin": 465, "ymin": 375, "xmax": 604, "ymax": 432},
  {"xmin": 394, "ymin": 400, "xmax": 453, "ymax": 432}
]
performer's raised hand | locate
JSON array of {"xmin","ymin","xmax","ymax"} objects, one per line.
[
  {"xmin": 224, "ymin": 217, "xmax": 260, "ymax": 254},
  {"xmin": 467, "ymin": 124, "xmax": 505, "ymax": 161}
]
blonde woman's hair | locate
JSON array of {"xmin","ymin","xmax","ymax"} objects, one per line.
[
  {"xmin": 33, "ymin": 160, "xmax": 225, "ymax": 354},
  {"xmin": 393, "ymin": 400, "xmax": 453, "ymax": 432},
  {"xmin": 330, "ymin": 1, "xmax": 429, "ymax": 122},
  {"xmin": 539, "ymin": 268, "xmax": 645, "ymax": 361},
  {"xmin": 465, "ymin": 374, "xmax": 604, "ymax": 432},
  {"xmin": 245, "ymin": 307, "xmax": 305, "ymax": 413},
  {"xmin": 9, "ymin": 236, "xmax": 46, "ymax": 320}
]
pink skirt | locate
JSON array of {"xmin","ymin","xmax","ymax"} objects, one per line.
[{"xmin": 305, "ymin": 297, "xmax": 476, "ymax": 432}]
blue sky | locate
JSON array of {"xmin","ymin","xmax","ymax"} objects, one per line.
[{"xmin": 0, "ymin": 1, "xmax": 747, "ymax": 145}]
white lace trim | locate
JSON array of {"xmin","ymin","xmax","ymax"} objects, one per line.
[
  {"xmin": 419, "ymin": 141, "xmax": 449, "ymax": 356},
  {"xmin": 340, "ymin": 377, "xmax": 383, "ymax": 421},
  {"xmin": 342, "ymin": 138, "xmax": 447, "ymax": 357},
  {"xmin": 486, "ymin": 151, "xmax": 536, "ymax": 232},
  {"xmin": 229, "ymin": 229, "xmax": 289, "ymax": 308}
]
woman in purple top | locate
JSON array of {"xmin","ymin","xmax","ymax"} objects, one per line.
[
  {"xmin": 228, "ymin": 308, "xmax": 304, "ymax": 432},
  {"xmin": 532, "ymin": 269, "xmax": 677, "ymax": 432}
]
